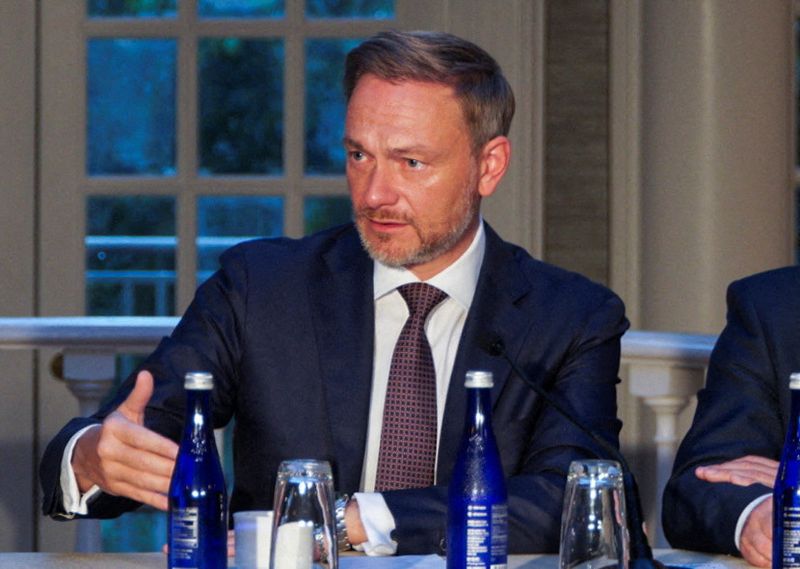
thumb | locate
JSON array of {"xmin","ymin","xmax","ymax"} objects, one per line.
[{"xmin": 117, "ymin": 370, "xmax": 155, "ymax": 424}]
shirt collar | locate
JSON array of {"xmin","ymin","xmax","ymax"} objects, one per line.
[{"xmin": 372, "ymin": 219, "xmax": 486, "ymax": 310}]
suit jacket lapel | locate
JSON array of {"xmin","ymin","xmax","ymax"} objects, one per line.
[
  {"xmin": 436, "ymin": 224, "xmax": 533, "ymax": 484},
  {"xmin": 308, "ymin": 226, "xmax": 375, "ymax": 491}
]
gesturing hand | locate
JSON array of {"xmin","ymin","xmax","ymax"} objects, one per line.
[
  {"xmin": 694, "ymin": 455, "xmax": 779, "ymax": 489},
  {"xmin": 71, "ymin": 370, "xmax": 179, "ymax": 511}
]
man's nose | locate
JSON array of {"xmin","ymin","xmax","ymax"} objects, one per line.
[{"xmin": 363, "ymin": 163, "xmax": 399, "ymax": 209}]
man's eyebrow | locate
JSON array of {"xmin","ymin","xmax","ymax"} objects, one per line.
[
  {"xmin": 342, "ymin": 137, "xmax": 364, "ymax": 150},
  {"xmin": 388, "ymin": 145, "xmax": 430, "ymax": 157},
  {"xmin": 342, "ymin": 138, "xmax": 436, "ymax": 158}
]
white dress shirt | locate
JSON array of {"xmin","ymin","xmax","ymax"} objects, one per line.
[
  {"xmin": 353, "ymin": 221, "xmax": 485, "ymax": 555},
  {"xmin": 61, "ymin": 221, "xmax": 487, "ymax": 554}
]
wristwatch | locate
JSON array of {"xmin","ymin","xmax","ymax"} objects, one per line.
[{"xmin": 335, "ymin": 493, "xmax": 352, "ymax": 551}]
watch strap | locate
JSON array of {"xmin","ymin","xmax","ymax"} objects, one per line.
[{"xmin": 335, "ymin": 493, "xmax": 352, "ymax": 551}]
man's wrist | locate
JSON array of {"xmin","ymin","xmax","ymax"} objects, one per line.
[
  {"xmin": 72, "ymin": 424, "xmax": 101, "ymax": 493},
  {"xmin": 61, "ymin": 424, "xmax": 102, "ymax": 515}
]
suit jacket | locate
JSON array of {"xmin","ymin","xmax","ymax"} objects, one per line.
[
  {"xmin": 663, "ymin": 266, "xmax": 800, "ymax": 555},
  {"xmin": 40, "ymin": 222, "xmax": 628, "ymax": 554}
]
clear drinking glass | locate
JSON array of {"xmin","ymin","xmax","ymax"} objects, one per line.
[
  {"xmin": 270, "ymin": 459, "xmax": 338, "ymax": 569},
  {"xmin": 559, "ymin": 460, "xmax": 629, "ymax": 569}
]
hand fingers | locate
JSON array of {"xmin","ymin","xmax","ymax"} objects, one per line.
[
  {"xmin": 710, "ymin": 455, "xmax": 778, "ymax": 473},
  {"xmin": 89, "ymin": 425, "xmax": 178, "ymax": 501},
  {"xmin": 699, "ymin": 455, "xmax": 778, "ymax": 471},
  {"xmin": 109, "ymin": 480, "xmax": 170, "ymax": 512},
  {"xmin": 105, "ymin": 411, "xmax": 179, "ymax": 462},
  {"xmin": 696, "ymin": 459, "xmax": 776, "ymax": 487},
  {"xmin": 740, "ymin": 500, "xmax": 772, "ymax": 568},
  {"xmin": 740, "ymin": 524, "xmax": 772, "ymax": 568},
  {"xmin": 97, "ymin": 456, "xmax": 175, "ymax": 498},
  {"xmin": 737, "ymin": 455, "xmax": 780, "ymax": 469},
  {"xmin": 741, "ymin": 544, "xmax": 771, "ymax": 568},
  {"xmin": 117, "ymin": 370, "xmax": 155, "ymax": 424},
  {"xmin": 695, "ymin": 456, "xmax": 778, "ymax": 487},
  {"xmin": 729, "ymin": 470, "xmax": 776, "ymax": 488},
  {"xmin": 696, "ymin": 466, "xmax": 775, "ymax": 487}
]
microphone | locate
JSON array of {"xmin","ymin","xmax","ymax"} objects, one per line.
[{"xmin": 479, "ymin": 334, "xmax": 659, "ymax": 569}]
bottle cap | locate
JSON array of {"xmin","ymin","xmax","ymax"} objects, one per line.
[
  {"xmin": 184, "ymin": 371, "xmax": 214, "ymax": 390},
  {"xmin": 791, "ymin": 373, "xmax": 800, "ymax": 390},
  {"xmin": 465, "ymin": 370, "xmax": 493, "ymax": 389}
]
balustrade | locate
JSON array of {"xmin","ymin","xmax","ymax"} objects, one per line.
[{"xmin": 0, "ymin": 317, "xmax": 716, "ymax": 551}]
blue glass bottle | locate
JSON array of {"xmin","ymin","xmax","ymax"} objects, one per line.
[
  {"xmin": 168, "ymin": 371, "xmax": 228, "ymax": 569},
  {"xmin": 774, "ymin": 373, "xmax": 800, "ymax": 569},
  {"xmin": 447, "ymin": 370, "xmax": 508, "ymax": 569}
]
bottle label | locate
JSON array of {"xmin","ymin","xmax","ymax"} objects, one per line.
[
  {"xmin": 782, "ymin": 504, "xmax": 800, "ymax": 567},
  {"xmin": 170, "ymin": 506, "xmax": 200, "ymax": 567},
  {"xmin": 464, "ymin": 503, "xmax": 508, "ymax": 569}
]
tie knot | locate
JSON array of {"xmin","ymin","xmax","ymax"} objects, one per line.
[{"xmin": 398, "ymin": 283, "xmax": 448, "ymax": 318}]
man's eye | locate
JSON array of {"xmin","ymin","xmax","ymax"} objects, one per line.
[
  {"xmin": 406, "ymin": 158, "xmax": 422, "ymax": 169},
  {"xmin": 350, "ymin": 151, "xmax": 365, "ymax": 161}
]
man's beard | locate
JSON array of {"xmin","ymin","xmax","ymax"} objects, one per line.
[{"xmin": 355, "ymin": 184, "xmax": 481, "ymax": 269}]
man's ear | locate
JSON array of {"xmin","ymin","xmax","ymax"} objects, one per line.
[{"xmin": 477, "ymin": 136, "xmax": 511, "ymax": 198}]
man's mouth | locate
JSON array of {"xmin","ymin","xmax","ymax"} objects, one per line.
[{"xmin": 360, "ymin": 212, "xmax": 411, "ymax": 232}]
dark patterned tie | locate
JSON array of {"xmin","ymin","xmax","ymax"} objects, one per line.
[{"xmin": 375, "ymin": 282, "xmax": 448, "ymax": 491}]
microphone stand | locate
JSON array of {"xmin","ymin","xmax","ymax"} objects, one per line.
[{"xmin": 479, "ymin": 336, "xmax": 658, "ymax": 569}]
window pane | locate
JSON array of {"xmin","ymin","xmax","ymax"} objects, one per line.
[
  {"xmin": 199, "ymin": 38, "xmax": 284, "ymax": 175},
  {"xmin": 305, "ymin": 39, "xmax": 361, "ymax": 175},
  {"xmin": 304, "ymin": 196, "xmax": 352, "ymax": 234},
  {"xmin": 306, "ymin": 0, "xmax": 393, "ymax": 19},
  {"xmin": 86, "ymin": 196, "xmax": 176, "ymax": 316},
  {"xmin": 88, "ymin": 0, "xmax": 177, "ymax": 18},
  {"xmin": 197, "ymin": 196, "xmax": 284, "ymax": 282},
  {"xmin": 199, "ymin": 0, "xmax": 285, "ymax": 18},
  {"xmin": 88, "ymin": 39, "xmax": 176, "ymax": 175}
]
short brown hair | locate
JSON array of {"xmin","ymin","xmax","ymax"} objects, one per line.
[{"xmin": 344, "ymin": 30, "xmax": 515, "ymax": 152}]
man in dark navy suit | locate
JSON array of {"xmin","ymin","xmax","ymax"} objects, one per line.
[
  {"xmin": 40, "ymin": 30, "xmax": 629, "ymax": 555},
  {"xmin": 664, "ymin": 266, "xmax": 800, "ymax": 567}
]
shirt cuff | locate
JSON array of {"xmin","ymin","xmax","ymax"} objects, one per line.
[
  {"xmin": 734, "ymin": 493, "xmax": 771, "ymax": 551},
  {"xmin": 351, "ymin": 492, "xmax": 398, "ymax": 556},
  {"xmin": 60, "ymin": 424, "xmax": 102, "ymax": 516}
]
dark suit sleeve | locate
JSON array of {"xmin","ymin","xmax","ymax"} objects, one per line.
[
  {"xmin": 39, "ymin": 246, "xmax": 249, "ymax": 519},
  {"xmin": 662, "ymin": 280, "xmax": 783, "ymax": 555},
  {"xmin": 382, "ymin": 290, "xmax": 628, "ymax": 555}
]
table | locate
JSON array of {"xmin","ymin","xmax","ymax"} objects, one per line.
[{"xmin": 0, "ymin": 550, "xmax": 750, "ymax": 569}]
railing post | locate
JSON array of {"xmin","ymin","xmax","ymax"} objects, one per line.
[
  {"xmin": 62, "ymin": 350, "xmax": 117, "ymax": 553},
  {"xmin": 627, "ymin": 362, "xmax": 705, "ymax": 548}
]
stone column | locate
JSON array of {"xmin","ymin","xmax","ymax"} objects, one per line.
[{"xmin": 639, "ymin": 0, "xmax": 793, "ymax": 334}]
